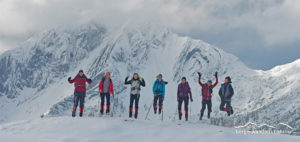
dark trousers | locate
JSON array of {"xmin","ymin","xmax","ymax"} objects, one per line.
[
  {"xmin": 73, "ymin": 92, "xmax": 86, "ymax": 112},
  {"xmin": 178, "ymin": 97, "xmax": 189, "ymax": 115},
  {"xmin": 201, "ymin": 100, "xmax": 212, "ymax": 113},
  {"xmin": 129, "ymin": 94, "xmax": 140, "ymax": 114},
  {"xmin": 220, "ymin": 100, "xmax": 232, "ymax": 112},
  {"xmin": 153, "ymin": 95, "xmax": 164, "ymax": 110},
  {"xmin": 100, "ymin": 93, "xmax": 110, "ymax": 111}
]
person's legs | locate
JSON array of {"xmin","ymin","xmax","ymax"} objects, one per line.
[
  {"xmin": 100, "ymin": 93, "xmax": 105, "ymax": 114},
  {"xmin": 225, "ymin": 101, "xmax": 232, "ymax": 116},
  {"xmin": 129, "ymin": 94, "xmax": 134, "ymax": 118},
  {"xmin": 72, "ymin": 92, "xmax": 80, "ymax": 117},
  {"xmin": 134, "ymin": 95, "xmax": 140, "ymax": 119},
  {"xmin": 158, "ymin": 96, "xmax": 163, "ymax": 114},
  {"xmin": 184, "ymin": 97, "xmax": 189, "ymax": 121},
  {"xmin": 178, "ymin": 98, "xmax": 183, "ymax": 120},
  {"xmin": 79, "ymin": 92, "xmax": 86, "ymax": 117},
  {"xmin": 219, "ymin": 99, "xmax": 226, "ymax": 111},
  {"xmin": 200, "ymin": 100, "xmax": 207, "ymax": 120},
  {"xmin": 207, "ymin": 100, "xmax": 212, "ymax": 119},
  {"xmin": 105, "ymin": 93, "xmax": 111, "ymax": 113},
  {"xmin": 153, "ymin": 95, "xmax": 159, "ymax": 114}
]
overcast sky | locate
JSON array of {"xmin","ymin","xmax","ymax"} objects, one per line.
[{"xmin": 0, "ymin": 0, "xmax": 299, "ymax": 70}]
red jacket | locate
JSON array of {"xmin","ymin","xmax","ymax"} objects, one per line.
[
  {"xmin": 69, "ymin": 74, "xmax": 92, "ymax": 92},
  {"xmin": 198, "ymin": 77, "xmax": 218, "ymax": 100},
  {"xmin": 98, "ymin": 77, "xmax": 114, "ymax": 95}
]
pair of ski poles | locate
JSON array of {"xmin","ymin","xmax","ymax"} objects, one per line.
[{"xmin": 145, "ymin": 98, "xmax": 164, "ymax": 121}]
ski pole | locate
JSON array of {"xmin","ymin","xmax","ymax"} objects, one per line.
[
  {"xmin": 190, "ymin": 101, "xmax": 192, "ymax": 117},
  {"xmin": 145, "ymin": 100, "xmax": 154, "ymax": 120},
  {"xmin": 99, "ymin": 93, "xmax": 101, "ymax": 117},
  {"xmin": 110, "ymin": 95, "xmax": 115, "ymax": 117},
  {"xmin": 161, "ymin": 109, "xmax": 164, "ymax": 121}
]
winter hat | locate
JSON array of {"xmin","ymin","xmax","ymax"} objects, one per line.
[
  {"xmin": 207, "ymin": 80, "xmax": 212, "ymax": 84},
  {"xmin": 79, "ymin": 69, "xmax": 84, "ymax": 73},
  {"xmin": 181, "ymin": 77, "xmax": 186, "ymax": 80},
  {"xmin": 157, "ymin": 74, "xmax": 163, "ymax": 78},
  {"xmin": 105, "ymin": 72, "xmax": 111, "ymax": 76},
  {"xmin": 225, "ymin": 76, "xmax": 232, "ymax": 83}
]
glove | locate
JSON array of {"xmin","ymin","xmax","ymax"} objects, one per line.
[
  {"xmin": 88, "ymin": 79, "xmax": 92, "ymax": 82},
  {"xmin": 197, "ymin": 72, "xmax": 202, "ymax": 77},
  {"xmin": 191, "ymin": 98, "xmax": 193, "ymax": 102},
  {"xmin": 68, "ymin": 77, "xmax": 71, "ymax": 81},
  {"xmin": 214, "ymin": 72, "xmax": 218, "ymax": 78}
]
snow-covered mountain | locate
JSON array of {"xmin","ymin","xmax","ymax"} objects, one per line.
[{"xmin": 0, "ymin": 23, "xmax": 299, "ymax": 134}]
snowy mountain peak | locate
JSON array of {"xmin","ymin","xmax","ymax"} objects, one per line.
[{"xmin": 0, "ymin": 23, "xmax": 299, "ymax": 134}]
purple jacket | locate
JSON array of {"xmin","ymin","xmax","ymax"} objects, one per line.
[{"xmin": 177, "ymin": 82, "xmax": 192, "ymax": 99}]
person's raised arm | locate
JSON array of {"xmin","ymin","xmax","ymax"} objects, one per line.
[
  {"xmin": 86, "ymin": 76, "xmax": 92, "ymax": 84},
  {"xmin": 197, "ymin": 72, "xmax": 204, "ymax": 87},
  {"xmin": 212, "ymin": 72, "xmax": 218, "ymax": 88},
  {"xmin": 68, "ymin": 75, "xmax": 78, "ymax": 84},
  {"xmin": 125, "ymin": 76, "xmax": 131, "ymax": 84},
  {"xmin": 140, "ymin": 78, "xmax": 146, "ymax": 87}
]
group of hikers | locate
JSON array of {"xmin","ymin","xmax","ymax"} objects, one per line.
[{"xmin": 68, "ymin": 70, "xmax": 234, "ymax": 121}]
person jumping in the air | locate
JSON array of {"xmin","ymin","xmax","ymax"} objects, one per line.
[
  {"xmin": 98, "ymin": 72, "xmax": 114, "ymax": 115},
  {"xmin": 177, "ymin": 77, "xmax": 193, "ymax": 121},
  {"xmin": 68, "ymin": 70, "xmax": 92, "ymax": 117},
  {"xmin": 219, "ymin": 76, "xmax": 234, "ymax": 116},
  {"xmin": 198, "ymin": 72, "xmax": 218, "ymax": 120},
  {"xmin": 152, "ymin": 74, "xmax": 166, "ymax": 114},
  {"xmin": 125, "ymin": 73, "xmax": 145, "ymax": 119}
]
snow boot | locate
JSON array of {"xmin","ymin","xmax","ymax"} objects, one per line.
[
  {"xmin": 72, "ymin": 106, "xmax": 77, "ymax": 117},
  {"xmin": 230, "ymin": 109, "xmax": 234, "ymax": 115},
  {"xmin": 200, "ymin": 112, "xmax": 204, "ymax": 120},
  {"xmin": 72, "ymin": 111, "xmax": 76, "ymax": 117},
  {"xmin": 179, "ymin": 113, "xmax": 182, "ymax": 120},
  {"xmin": 185, "ymin": 114, "xmax": 188, "ymax": 121},
  {"xmin": 100, "ymin": 110, "xmax": 104, "ymax": 115},
  {"xmin": 159, "ymin": 109, "xmax": 162, "ymax": 114},
  {"xmin": 79, "ymin": 108, "xmax": 83, "ymax": 117},
  {"xmin": 134, "ymin": 113, "xmax": 138, "ymax": 119},
  {"xmin": 154, "ymin": 108, "xmax": 157, "ymax": 114},
  {"xmin": 227, "ymin": 111, "xmax": 231, "ymax": 116},
  {"xmin": 208, "ymin": 112, "xmax": 210, "ymax": 119},
  {"xmin": 106, "ymin": 105, "xmax": 110, "ymax": 114},
  {"xmin": 129, "ymin": 107, "xmax": 133, "ymax": 118}
]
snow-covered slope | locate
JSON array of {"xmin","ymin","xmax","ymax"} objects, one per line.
[
  {"xmin": 1, "ymin": 117, "xmax": 300, "ymax": 142},
  {"xmin": 0, "ymin": 23, "xmax": 299, "ymax": 134}
]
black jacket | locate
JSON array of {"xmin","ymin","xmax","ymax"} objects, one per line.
[{"xmin": 219, "ymin": 83, "xmax": 234, "ymax": 101}]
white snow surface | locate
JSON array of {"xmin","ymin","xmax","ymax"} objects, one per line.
[{"xmin": 0, "ymin": 117, "xmax": 299, "ymax": 142}]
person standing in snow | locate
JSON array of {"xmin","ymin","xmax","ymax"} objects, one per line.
[
  {"xmin": 152, "ymin": 74, "xmax": 167, "ymax": 114},
  {"xmin": 198, "ymin": 72, "xmax": 218, "ymax": 120},
  {"xmin": 125, "ymin": 73, "xmax": 146, "ymax": 119},
  {"xmin": 219, "ymin": 76, "xmax": 234, "ymax": 116},
  {"xmin": 98, "ymin": 72, "xmax": 114, "ymax": 115},
  {"xmin": 177, "ymin": 77, "xmax": 193, "ymax": 121},
  {"xmin": 68, "ymin": 70, "xmax": 92, "ymax": 117}
]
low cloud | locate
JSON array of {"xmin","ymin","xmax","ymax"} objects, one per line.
[{"xmin": 0, "ymin": 0, "xmax": 299, "ymax": 69}]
